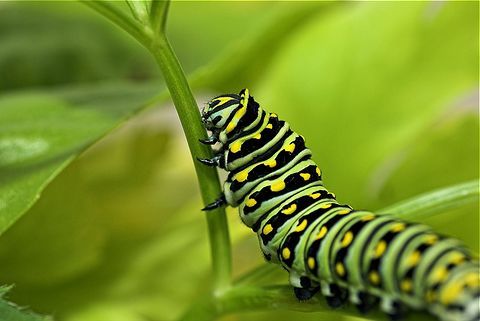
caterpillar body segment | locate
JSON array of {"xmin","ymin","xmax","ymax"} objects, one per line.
[{"xmin": 199, "ymin": 89, "xmax": 480, "ymax": 321}]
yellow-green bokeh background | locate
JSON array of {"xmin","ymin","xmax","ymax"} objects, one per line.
[{"xmin": 0, "ymin": 2, "xmax": 478, "ymax": 321}]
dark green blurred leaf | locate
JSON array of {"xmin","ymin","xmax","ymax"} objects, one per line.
[
  {"xmin": 0, "ymin": 82, "xmax": 160, "ymax": 235},
  {"xmin": 0, "ymin": 2, "xmax": 157, "ymax": 90},
  {"xmin": 0, "ymin": 286, "xmax": 50, "ymax": 321}
]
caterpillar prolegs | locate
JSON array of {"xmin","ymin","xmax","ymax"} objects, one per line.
[{"xmin": 198, "ymin": 89, "xmax": 480, "ymax": 321}]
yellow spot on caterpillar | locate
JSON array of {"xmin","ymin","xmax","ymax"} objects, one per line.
[
  {"xmin": 245, "ymin": 198, "xmax": 257, "ymax": 207},
  {"xmin": 300, "ymin": 173, "xmax": 311, "ymax": 181},
  {"xmin": 266, "ymin": 124, "xmax": 273, "ymax": 129},
  {"xmin": 335, "ymin": 262, "xmax": 345, "ymax": 276},
  {"xmin": 271, "ymin": 180, "xmax": 286, "ymax": 192},
  {"xmin": 295, "ymin": 219, "xmax": 308, "ymax": 232},
  {"xmin": 230, "ymin": 141, "xmax": 242, "ymax": 153},
  {"xmin": 284, "ymin": 143, "xmax": 295, "ymax": 153},
  {"xmin": 408, "ymin": 251, "xmax": 421, "ymax": 266},
  {"xmin": 400, "ymin": 279, "xmax": 413, "ymax": 292},
  {"xmin": 235, "ymin": 170, "xmax": 249, "ymax": 182},
  {"xmin": 226, "ymin": 122, "xmax": 236, "ymax": 133},
  {"xmin": 361, "ymin": 214, "xmax": 375, "ymax": 221},
  {"xmin": 316, "ymin": 226, "xmax": 327, "ymax": 240},
  {"xmin": 450, "ymin": 252, "xmax": 465, "ymax": 265},
  {"xmin": 270, "ymin": 113, "xmax": 278, "ymax": 118},
  {"xmin": 212, "ymin": 96, "xmax": 234, "ymax": 106},
  {"xmin": 337, "ymin": 209, "xmax": 351, "ymax": 215},
  {"xmin": 308, "ymin": 257, "xmax": 316, "ymax": 270},
  {"xmin": 316, "ymin": 167, "xmax": 321, "ymax": 176},
  {"xmin": 374, "ymin": 241, "xmax": 387, "ymax": 258},
  {"xmin": 440, "ymin": 282, "xmax": 462, "ymax": 304},
  {"xmin": 281, "ymin": 203, "xmax": 297, "ymax": 215},
  {"xmin": 426, "ymin": 290, "xmax": 436, "ymax": 303},
  {"xmin": 264, "ymin": 159, "xmax": 277, "ymax": 168},
  {"xmin": 425, "ymin": 234, "xmax": 438, "ymax": 245},
  {"xmin": 369, "ymin": 271, "xmax": 380, "ymax": 285},
  {"xmin": 341, "ymin": 231, "xmax": 353, "ymax": 247},
  {"xmin": 310, "ymin": 193, "xmax": 321, "ymax": 199},
  {"xmin": 320, "ymin": 203, "xmax": 331, "ymax": 209},
  {"xmin": 391, "ymin": 222, "xmax": 406, "ymax": 233},
  {"xmin": 432, "ymin": 267, "xmax": 448, "ymax": 282},
  {"xmin": 465, "ymin": 273, "xmax": 480, "ymax": 288},
  {"xmin": 282, "ymin": 247, "xmax": 291, "ymax": 260},
  {"xmin": 263, "ymin": 224, "xmax": 273, "ymax": 235},
  {"xmin": 253, "ymin": 133, "xmax": 261, "ymax": 139}
]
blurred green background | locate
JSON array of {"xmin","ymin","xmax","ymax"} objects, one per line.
[{"xmin": 0, "ymin": 1, "xmax": 478, "ymax": 321}]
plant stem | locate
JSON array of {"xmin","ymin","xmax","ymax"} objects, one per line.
[
  {"xmin": 80, "ymin": 0, "xmax": 151, "ymax": 46},
  {"xmin": 82, "ymin": 0, "xmax": 232, "ymax": 295},
  {"xmin": 150, "ymin": 0, "xmax": 169, "ymax": 34},
  {"xmin": 149, "ymin": 35, "xmax": 232, "ymax": 294}
]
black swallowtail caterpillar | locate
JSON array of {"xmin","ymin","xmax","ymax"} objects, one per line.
[{"xmin": 198, "ymin": 89, "xmax": 479, "ymax": 321}]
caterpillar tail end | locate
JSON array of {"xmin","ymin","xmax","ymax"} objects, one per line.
[{"xmin": 430, "ymin": 263, "xmax": 480, "ymax": 321}]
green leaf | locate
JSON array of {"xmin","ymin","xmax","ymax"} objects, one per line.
[
  {"xmin": 257, "ymin": 1, "xmax": 478, "ymax": 209},
  {"xmin": 0, "ymin": 82, "xmax": 160, "ymax": 236},
  {"xmin": 172, "ymin": 2, "xmax": 336, "ymax": 86},
  {"xmin": 0, "ymin": 287, "xmax": 50, "ymax": 321},
  {"xmin": 180, "ymin": 285, "xmax": 435, "ymax": 321},
  {"xmin": 0, "ymin": 2, "xmax": 157, "ymax": 91},
  {"xmin": 380, "ymin": 180, "xmax": 479, "ymax": 222}
]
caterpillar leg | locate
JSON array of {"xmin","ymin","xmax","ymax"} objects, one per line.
[
  {"xmin": 350, "ymin": 290, "xmax": 379, "ymax": 314},
  {"xmin": 381, "ymin": 297, "xmax": 407, "ymax": 321},
  {"xmin": 196, "ymin": 154, "xmax": 225, "ymax": 168},
  {"xmin": 199, "ymin": 136, "xmax": 218, "ymax": 145},
  {"xmin": 293, "ymin": 276, "xmax": 320, "ymax": 301},
  {"xmin": 202, "ymin": 194, "xmax": 226, "ymax": 211},
  {"xmin": 294, "ymin": 286, "xmax": 320, "ymax": 301},
  {"xmin": 320, "ymin": 281, "xmax": 348, "ymax": 308}
]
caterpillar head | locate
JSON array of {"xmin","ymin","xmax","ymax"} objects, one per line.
[{"xmin": 201, "ymin": 89, "xmax": 250, "ymax": 131}]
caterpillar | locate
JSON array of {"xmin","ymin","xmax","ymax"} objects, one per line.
[{"xmin": 198, "ymin": 89, "xmax": 479, "ymax": 321}]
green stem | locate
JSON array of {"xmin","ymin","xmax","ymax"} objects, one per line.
[
  {"xmin": 150, "ymin": 0, "xmax": 169, "ymax": 34},
  {"xmin": 149, "ymin": 36, "xmax": 232, "ymax": 293},
  {"xmin": 80, "ymin": 0, "xmax": 151, "ymax": 46},
  {"xmin": 379, "ymin": 180, "xmax": 479, "ymax": 221},
  {"xmin": 125, "ymin": 0, "xmax": 149, "ymax": 24},
  {"xmin": 81, "ymin": 0, "xmax": 232, "ymax": 295}
]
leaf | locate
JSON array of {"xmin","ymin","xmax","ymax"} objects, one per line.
[
  {"xmin": 0, "ymin": 2, "xmax": 157, "ymax": 91},
  {"xmin": 0, "ymin": 81, "xmax": 160, "ymax": 236},
  {"xmin": 167, "ymin": 2, "xmax": 334, "ymax": 78},
  {"xmin": 0, "ymin": 287, "xmax": 50, "ymax": 321},
  {"xmin": 380, "ymin": 180, "xmax": 479, "ymax": 223},
  {"xmin": 0, "ymin": 120, "xmax": 211, "ymax": 320},
  {"xmin": 257, "ymin": 1, "xmax": 478, "ymax": 209}
]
